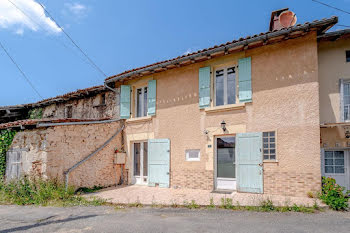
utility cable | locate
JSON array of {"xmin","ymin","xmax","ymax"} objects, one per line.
[
  {"xmin": 0, "ymin": 41, "xmax": 43, "ymax": 99},
  {"xmin": 311, "ymin": 0, "xmax": 350, "ymax": 15},
  {"xmin": 38, "ymin": 2, "xmax": 108, "ymax": 78}
]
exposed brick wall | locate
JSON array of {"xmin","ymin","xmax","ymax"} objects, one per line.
[
  {"xmin": 263, "ymin": 166, "xmax": 321, "ymax": 196},
  {"xmin": 171, "ymin": 169, "xmax": 213, "ymax": 190}
]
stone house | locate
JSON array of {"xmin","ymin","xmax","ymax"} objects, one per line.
[{"xmin": 2, "ymin": 10, "xmax": 349, "ymax": 197}]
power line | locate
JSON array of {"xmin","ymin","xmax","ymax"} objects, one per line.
[
  {"xmin": 311, "ymin": 0, "xmax": 350, "ymax": 15},
  {"xmin": 338, "ymin": 24, "xmax": 350, "ymax": 28},
  {"xmin": 7, "ymin": 0, "xmax": 98, "ymax": 77},
  {"xmin": 38, "ymin": 2, "xmax": 108, "ymax": 78},
  {"xmin": 0, "ymin": 41, "xmax": 43, "ymax": 99}
]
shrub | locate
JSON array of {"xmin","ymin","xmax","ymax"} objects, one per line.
[
  {"xmin": 0, "ymin": 176, "xmax": 105, "ymax": 206},
  {"xmin": 319, "ymin": 177, "xmax": 350, "ymax": 211}
]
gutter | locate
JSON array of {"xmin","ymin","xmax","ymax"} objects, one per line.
[
  {"xmin": 106, "ymin": 16, "xmax": 338, "ymax": 84},
  {"xmin": 37, "ymin": 118, "xmax": 120, "ymax": 127},
  {"xmin": 64, "ymin": 122, "xmax": 125, "ymax": 190}
]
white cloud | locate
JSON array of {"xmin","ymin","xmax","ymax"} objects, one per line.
[
  {"xmin": 64, "ymin": 2, "xmax": 88, "ymax": 18},
  {"xmin": 0, "ymin": 0, "xmax": 61, "ymax": 35}
]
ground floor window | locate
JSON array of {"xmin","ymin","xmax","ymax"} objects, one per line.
[{"xmin": 325, "ymin": 151, "xmax": 345, "ymax": 174}]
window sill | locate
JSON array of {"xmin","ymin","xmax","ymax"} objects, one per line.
[
  {"xmin": 204, "ymin": 103, "xmax": 245, "ymax": 113},
  {"xmin": 126, "ymin": 116, "xmax": 153, "ymax": 123},
  {"xmin": 263, "ymin": 160, "xmax": 278, "ymax": 163}
]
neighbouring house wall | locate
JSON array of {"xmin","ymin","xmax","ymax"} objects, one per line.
[
  {"xmin": 41, "ymin": 90, "xmax": 119, "ymax": 120},
  {"xmin": 123, "ymin": 32, "xmax": 321, "ymax": 196},
  {"xmin": 319, "ymin": 37, "xmax": 350, "ymax": 124},
  {"xmin": 8, "ymin": 121, "xmax": 124, "ymax": 188},
  {"xmin": 10, "ymin": 129, "xmax": 49, "ymax": 178}
]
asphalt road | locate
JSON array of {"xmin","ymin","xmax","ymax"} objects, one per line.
[{"xmin": 0, "ymin": 205, "xmax": 349, "ymax": 233}]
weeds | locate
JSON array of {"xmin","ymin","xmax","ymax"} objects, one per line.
[
  {"xmin": 260, "ymin": 199, "xmax": 275, "ymax": 211},
  {"xmin": 207, "ymin": 197, "xmax": 215, "ymax": 209},
  {"xmin": 0, "ymin": 176, "xmax": 106, "ymax": 207},
  {"xmin": 184, "ymin": 200, "xmax": 200, "ymax": 209}
]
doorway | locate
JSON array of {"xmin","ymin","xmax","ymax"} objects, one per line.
[
  {"xmin": 215, "ymin": 136, "xmax": 236, "ymax": 190},
  {"xmin": 133, "ymin": 141, "xmax": 148, "ymax": 185},
  {"xmin": 323, "ymin": 150, "xmax": 350, "ymax": 191}
]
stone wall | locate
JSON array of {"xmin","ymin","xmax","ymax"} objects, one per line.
[
  {"xmin": 42, "ymin": 89, "xmax": 120, "ymax": 120},
  {"xmin": 9, "ymin": 120, "xmax": 124, "ymax": 188}
]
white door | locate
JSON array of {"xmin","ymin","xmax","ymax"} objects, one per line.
[
  {"xmin": 215, "ymin": 136, "xmax": 236, "ymax": 190},
  {"xmin": 133, "ymin": 141, "xmax": 148, "ymax": 185},
  {"xmin": 323, "ymin": 150, "xmax": 349, "ymax": 191}
]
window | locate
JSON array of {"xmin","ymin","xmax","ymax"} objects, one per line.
[
  {"xmin": 263, "ymin": 131, "xmax": 276, "ymax": 160},
  {"xmin": 185, "ymin": 149, "xmax": 200, "ymax": 161},
  {"xmin": 101, "ymin": 94, "xmax": 106, "ymax": 105},
  {"xmin": 215, "ymin": 67, "xmax": 236, "ymax": 106},
  {"xmin": 324, "ymin": 151, "xmax": 345, "ymax": 174},
  {"xmin": 343, "ymin": 81, "xmax": 350, "ymax": 121},
  {"xmin": 135, "ymin": 86, "xmax": 148, "ymax": 117},
  {"xmin": 346, "ymin": 50, "xmax": 350, "ymax": 63},
  {"xmin": 65, "ymin": 105, "xmax": 73, "ymax": 118}
]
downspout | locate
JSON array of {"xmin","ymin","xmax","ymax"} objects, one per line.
[
  {"xmin": 64, "ymin": 122, "xmax": 125, "ymax": 190},
  {"xmin": 104, "ymin": 82, "xmax": 117, "ymax": 93}
]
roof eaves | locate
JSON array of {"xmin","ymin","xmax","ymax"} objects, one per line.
[{"xmin": 105, "ymin": 16, "xmax": 338, "ymax": 84}]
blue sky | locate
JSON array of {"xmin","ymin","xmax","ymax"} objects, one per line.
[{"xmin": 0, "ymin": 0, "xmax": 349, "ymax": 106}]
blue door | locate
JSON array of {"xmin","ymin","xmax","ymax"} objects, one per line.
[
  {"xmin": 148, "ymin": 139, "xmax": 170, "ymax": 188},
  {"xmin": 236, "ymin": 132, "xmax": 263, "ymax": 193}
]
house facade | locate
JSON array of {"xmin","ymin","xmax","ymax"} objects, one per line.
[
  {"xmin": 104, "ymin": 16, "xmax": 338, "ymax": 196},
  {"xmin": 318, "ymin": 29, "xmax": 350, "ymax": 191}
]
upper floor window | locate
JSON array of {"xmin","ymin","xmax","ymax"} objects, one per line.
[
  {"xmin": 65, "ymin": 105, "xmax": 73, "ymax": 118},
  {"xmin": 346, "ymin": 50, "xmax": 350, "ymax": 63},
  {"xmin": 215, "ymin": 67, "xmax": 236, "ymax": 106},
  {"xmin": 101, "ymin": 93, "xmax": 106, "ymax": 105},
  {"xmin": 343, "ymin": 81, "xmax": 350, "ymax": 121},
  {"xmin": 135, "ymin": 86, "xmax": 148, "ymax": 117}
]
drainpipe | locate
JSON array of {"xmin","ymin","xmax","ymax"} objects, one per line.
[
  {"xmin": 64, "ymin": 122, "xmax": 125, "ymax": 190},
  {"xmin": 104, "ymin": 82, "xmax": 117, "ymax": 93}
]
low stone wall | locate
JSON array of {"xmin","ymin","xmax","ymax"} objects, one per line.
[{"xmin": 9, "ymin": 121, "xmax": 124, "ymax": 188}]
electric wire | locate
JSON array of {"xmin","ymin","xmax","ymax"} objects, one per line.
[
  {"xmin": 7, "ymin": 0, "xmax": 97, "ymax": 76},
  {"xmin": 0, "ymin": 41, "xmax": 43, "ymax": 99},
  {"xmin": 38, "ymin": 2, "xmax": 108, "ymax": 78},
  {"xmin": 311, "ymin": 0, "xmax": 350, "ymax": 15}
]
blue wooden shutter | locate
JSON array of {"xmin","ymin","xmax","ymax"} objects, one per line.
[
  {"xmin": 236, "ymin": 132, "xmax": 263, "ymax": 193},
  {"xmin": 238, "ymin": 57, "xmax": 252, "ymax": 102},
  {"xmin": 147, "ymin": 80, "xmax": 156, "ymax": 116},
  {"xmin": 148, "ymin": 139, "xmax": 170, "ymax": 188},
  {"xmin": 199, "ymin": 66, "xmax": 211, "ymax": 109},
  {"xmin": 120, "ymin": 85, "xmax": 131, "ymax": 119}
]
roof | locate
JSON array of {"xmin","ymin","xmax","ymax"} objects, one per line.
[
  {"xmin": 0, "ymin": 118, "xmax": 112, "ymax": 130},
  {"xmin": 105, "ymin": 16, "xmax": 338, "ymax": 83},
  {"xmin": 318, "ymin": 29, "xmax": 350, "ymax": 41},
  {"xmin": 0, "ymin": 85, "xmax": 106, "ymax": 110}
]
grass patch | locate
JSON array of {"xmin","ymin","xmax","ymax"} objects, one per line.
[
  {"xmin": 0, "ymin": 176, "xmax": 106, "ymax": 207},
  {"xmin": 76, "ymin": 186, "xmax": 104, "ymax": 193}
]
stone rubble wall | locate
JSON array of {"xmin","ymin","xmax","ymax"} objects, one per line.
[{"xmin": 9, "ymin": 120, "xmax": 124, "ymax": 188}]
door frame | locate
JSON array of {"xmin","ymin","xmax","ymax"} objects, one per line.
[
  {"xmin": 321, "ymin": 148, "xmax": 350, "ymax": 190},
  {"xmin": 131, "ymin": 140, "xmax": 148, "ymax": 185},
  {"xmin": 214, "ymin": 135, "xmax": 237, "ymax": 190}
]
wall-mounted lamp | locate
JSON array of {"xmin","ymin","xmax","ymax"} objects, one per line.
[
  {"xmin": 221, "ymin": 120, "xmax": 226, "ymax": 132},
  {"xmin": 346, "ymin": 130, "xmax": 350, "ymax": 139},
  {"xmin": 204, "ymin": 129, "xmax": 209, "ymax": 135}
]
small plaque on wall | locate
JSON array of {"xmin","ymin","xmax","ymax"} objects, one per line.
[{"xmin": 208, "ymin": 145, "xmax": 212, "ymax": 148}]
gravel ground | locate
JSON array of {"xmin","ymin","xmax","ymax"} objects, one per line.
[{"xmin": 0, "ymin": 205, "xmax": 349, "ymax": 233}]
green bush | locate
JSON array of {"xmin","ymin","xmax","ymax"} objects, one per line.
[
  {"xmin": 0, "ymin": 176, "xmax": 105, "ymax": 206},
  {"xmin": 28, "ymin": 108, "xmax": 43, "ymax": 119},
  {"xmin": 319, "ymin": 177, "xmax": 350, "ymax": 211},
  {"xmin": 0, "ymin": 130, "xmax": 17, "ymax": 177}
]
